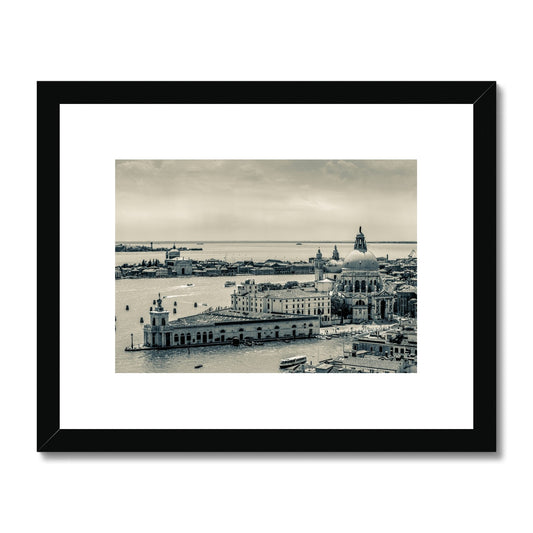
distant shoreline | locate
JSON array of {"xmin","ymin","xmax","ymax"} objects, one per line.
[{"xmin": 116, "ymin": 240, "xmax": 418, "ymax": 245}]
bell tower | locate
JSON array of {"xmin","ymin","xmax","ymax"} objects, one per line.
[
  {"xmin": 314, "ymin": 248, "xmax": 324, "ymax": 281},
  {"xmin": 146, "ymin": 293, "xmax": 170, "ymax": 347},
  {"xmin": 354, "ymin": 226, "xmax": 367, "ymax": 251}
]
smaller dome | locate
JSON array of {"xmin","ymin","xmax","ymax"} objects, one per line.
[{"xmin": 324, "ymin": 259, "xmax": 342, "ymax": 273}]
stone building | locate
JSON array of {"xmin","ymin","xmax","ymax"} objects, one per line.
[
  {"xmin": 165, "ymin": 245, "xmax": 193, "ymax": 276},
  {"xmin": 314, "ymin": 227, "xmax": 394, "ymax": 322},
  {"xmin": 143, "ymin": 295, "xmax": 319, "ymax": 348},
  {"xmin": 231, "ymin": 279, "xmax": 331, "ymax": 324}
]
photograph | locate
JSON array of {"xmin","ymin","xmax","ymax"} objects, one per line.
[{"xmin": 115, "ymin": 159, "xmax": 417, "ymax": 374}]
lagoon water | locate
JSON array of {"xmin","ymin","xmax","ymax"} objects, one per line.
[
  {"xmin": 116, "ymin": 241, "xmax": 416, "ymax": 266},
  {"xmin": 115, "ymin": 242, "xmax": 416, "ymax": 373}
]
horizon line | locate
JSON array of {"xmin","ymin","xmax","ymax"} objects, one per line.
[{"xmin": 115, "ymin": 240, "xmax": 418, "ymax": 244}]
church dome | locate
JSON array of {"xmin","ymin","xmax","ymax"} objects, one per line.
[
  {"xmin": 342, "ymin": 249, "xmax": 379, "ymax": 271},
  {"xmin": 342, "ymin": 226, "xmax": 379, "ymax": 272},
  {"xmin": 324, "ymin": 259, "xmax": 343, "ymax": 273}
]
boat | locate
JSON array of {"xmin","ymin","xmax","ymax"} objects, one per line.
[
  {"xmin": 224, "ymin": 281, "xmax": 236, "ymax": 287},
  {"xmin": 187, "ymin": 283, "xmax": 194, "ymax": 286},
  {"xmin": 279, "ymin": 355, "xmax": 307, "ymax": 369},
  {"xmin": 296, "ymin": 242, "xmax": 302, "ymax": 245},
  {"xmin": 194, "ymin": 364, "xmax": 203, "ymax": 369}
]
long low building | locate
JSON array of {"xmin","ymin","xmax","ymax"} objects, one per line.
[{"xmin": 143, "ymin": 296, "xmax": 319, "ymax": 348}]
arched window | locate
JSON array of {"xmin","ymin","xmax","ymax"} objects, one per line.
[
  {"xmin": 274, "ymin": 326, "xmax": 280, "ymax": 329},
  {"xmin": 186, "ymin": 333, "xmax": 191, "ymax": 343},
  {"xmin": 292, "ymin": 325, "xmax": 297, "ymax": 328},
  {"xmin": 196, "ymin": 332, "xmax": 201, "ymax": 341},
  {"xmin": 208, "ymin": 331, "xmax": 213, "ymax": 340},
  {"xmin": 174, "ymin": 334, "xmax": 179, "ymax": 342},
  {"xmin": 361, "ymin": 280, "xmax": 366, "ymax": 292},
  {"xmin": 257, "ymin": 327, "xmax": 262, "ymax": 331},
  {"xmin": 180, "ymin": 334, "xmax": 185, "ymax": 345},
  {"xmin": 354, "ymin": 280, "xmax": 360, "ymax": 292}
]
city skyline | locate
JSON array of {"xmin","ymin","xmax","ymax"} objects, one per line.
[{"xmin": 116, "ymin": 160, "xmax": 416, "ymax": 242}]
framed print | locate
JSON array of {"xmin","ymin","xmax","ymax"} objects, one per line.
[{"xmin": 37, "ymin": 81, "xmax": 496, "ymax": 452}]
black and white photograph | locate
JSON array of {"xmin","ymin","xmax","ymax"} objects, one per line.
[{"xmin": 115, "ymin": 159, "xmax": 417, "ymax": 373}]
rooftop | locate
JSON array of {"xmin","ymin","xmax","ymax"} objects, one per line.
[
  {"xmin": 264, "ymin": 288, "xmax": 323, "ymax": 299},
  {"xmin": 168, "ymin": 308, "xmax": 311, "ymax": 328},
  {"xmin": 334, "ymin": 356, "xmax": 405, "ymax": 371}
]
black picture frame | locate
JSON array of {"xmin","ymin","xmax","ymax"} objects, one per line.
[{"xmin": 37, "ymin": 81, "xmax": 496, "ymax": 452}]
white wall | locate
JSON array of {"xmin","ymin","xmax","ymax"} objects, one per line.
[{"xmin": 0, "ymin": 2, "xmax": 527, "ymax": 533}]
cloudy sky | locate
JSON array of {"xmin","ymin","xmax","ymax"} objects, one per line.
[{"xmin": 115, "ymin": 160, "xmax": 416, "ymax": 242}]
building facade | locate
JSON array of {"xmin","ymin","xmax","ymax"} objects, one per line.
[
  {"xmin": 314, "ymin": 227, "xmax": 394, "ymax": 322},
  {"xmin": 143, "ymin": 295, "xmax": 319, "ymax": 348},
  {"xmin": 230, "ymin": 279, "xmax": 331, "ymax": 324},
  {"xmin": 165, "ymin": 245, "xmax": 193, "ymax": 276}
]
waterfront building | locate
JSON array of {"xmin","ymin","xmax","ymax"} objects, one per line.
[
  {"xmin": 291, "ymin": 355, "xmax": 414, "ymax": 373},
  {"xmin": 314, "ymin": 227, "xmax": 394, "ymax": 322},
  {"xmin": 143, "ymin": 295, "xmax": 319, "ymax": 348},
  {"xmin": 350, "ymin": 329, "xmax": 417, "ymax": 358},
  {"xmin": 164, "ymin": 245, "xmax": 193, "ymax": 276},
  {"xmin": 230, "ymin": 279, "xmax": 331, "ymax": 324}
]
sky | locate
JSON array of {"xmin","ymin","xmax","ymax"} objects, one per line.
[{"xmin": 115, "ymin": 160, "xmax": 416, "ymax": 242}]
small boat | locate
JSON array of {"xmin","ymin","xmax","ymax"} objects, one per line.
[
  {"xmin": 194, "ymin": 364, "xmax": 203, "ymax": 369},
  {"xmin": 187, "ymin": 283, "xmax": 194, "ymax": 286},
  {"xmin": 224, "ymin": 281, "xmax": 236, "ymax": 287},
  {"xmin": 280, "ymin": 356, "xmax": 307, "ymax": 368}
]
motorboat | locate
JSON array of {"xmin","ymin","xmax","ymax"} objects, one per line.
[{"xmin": 279, "ymin": 356, "xmax": 307, "ymax": 369}]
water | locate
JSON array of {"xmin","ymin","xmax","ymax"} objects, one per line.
[
  {"xmin": 115, "ymin": 241, "xmax": 416, "ymax": 266},
  {"xmin": 115, "ymin": 242, "xmax": 416, "ymax": 373}
]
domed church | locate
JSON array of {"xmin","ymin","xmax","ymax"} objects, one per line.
[{"xmin": 315, "ymin": 227, "xmax": 394, "ymax": 323}]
